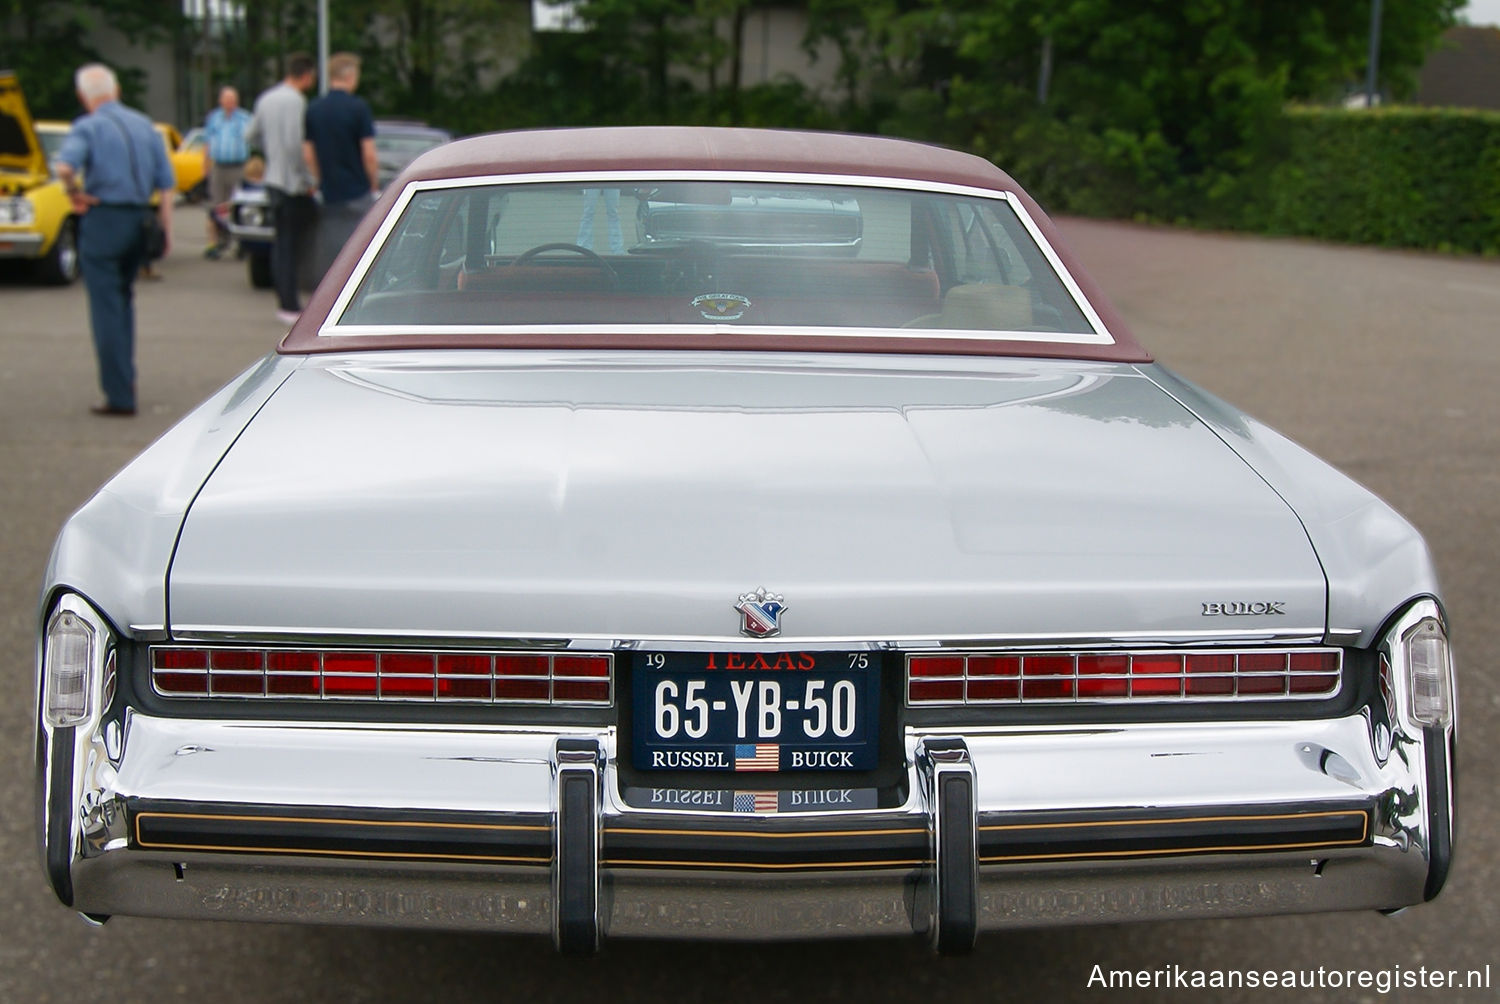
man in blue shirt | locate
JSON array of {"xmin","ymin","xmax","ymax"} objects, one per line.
[
  {"xmin": 55, "ymin": 63, "xmax": 175, "ymax": 417},
  {"xmin": 201, "ymin": 85, "xmax": 251, "ymax": 258},
  {"xmin": 303, "ymin": 52, "xmax": 378, "ymax": 280}
]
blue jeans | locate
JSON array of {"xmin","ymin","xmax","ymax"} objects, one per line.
[
  {"xmin": 78, "ymin": 206, "xmax": 147, "ymax": 410},
  {"xmin": 576, "ymin": 189, "xmax": 624, "ymax": 253}
]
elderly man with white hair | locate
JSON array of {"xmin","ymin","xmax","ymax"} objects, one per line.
[{"xmin": 54, "ymin": 63, "xmax": 175, "ymax": 417}]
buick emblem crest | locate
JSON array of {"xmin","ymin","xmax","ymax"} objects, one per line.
[
  {"xmin": 692, "ymin": 292, "xmax": 751, "ymax": 321},
  {"xmin": 735, "ymin": 587, "xmax": 786, "ymax": 638}
]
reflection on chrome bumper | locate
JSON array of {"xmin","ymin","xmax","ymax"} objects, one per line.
[
  {"xmin": 225, "ymin": 224, "xmax": 273, "ymax": 243},
  {"xmin": 0, "ymin": 232, "xmax": 46, "ymax": 256},
  {"xmin": 40, "ymin": 702, "xmax": 1450, "ymax": 950}
]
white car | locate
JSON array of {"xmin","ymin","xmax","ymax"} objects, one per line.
[{"xmin": 37, "ymin": 127, "xmax": 1456, "ymax": 954}]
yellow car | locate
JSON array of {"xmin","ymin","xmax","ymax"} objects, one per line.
[
  {"xmin": 0, "ymin": 72, "xmax": 78, "ymax": 284},
  {"xmin": 156, "ymin": 122, "xmax": 207, "ymax": 202}
]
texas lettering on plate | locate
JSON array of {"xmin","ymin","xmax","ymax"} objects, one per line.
[{"xmin": 633, "ymin": 651, "xmax": 879, "ymax": 771}]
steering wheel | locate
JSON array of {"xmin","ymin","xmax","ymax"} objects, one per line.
[{"xmin": 510, "ymin": 242, "xmax": 619, "ymax": 288}]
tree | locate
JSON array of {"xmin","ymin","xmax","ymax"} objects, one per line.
[
  {"xmin": 0, "ymin": 0, "xmax": 180, "ymax": 118},
  {"xmin": 804, "ymin": 0, "xmax": 1464, "ymax": 215}
]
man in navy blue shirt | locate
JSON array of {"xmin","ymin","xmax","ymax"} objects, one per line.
[
  {"xmin": 55, "ymin": 63, "xmax": 175, "ymax": 417},
  {"xmin": 303, "ymin": 52, "xmax": 378, "ymax": 279}
]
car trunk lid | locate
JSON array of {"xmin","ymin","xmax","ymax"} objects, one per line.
[
  {"xmin": 0, "ymin": 71, "xmax": 48, "ymax": 184},
  {"xmin": 167, "ymin": 352, "xmax": 1327, "ymax": 642}
]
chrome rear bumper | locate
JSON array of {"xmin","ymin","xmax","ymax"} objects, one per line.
[
  {"xmin": 42, "ymin": 705, "xmax": 1452, "ymax": 951},
  {"xmin": 0, "ymin": 231, "xmax": 45, "ymax": 256}
]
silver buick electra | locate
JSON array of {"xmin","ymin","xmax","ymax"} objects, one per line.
[{"xmin": 36, "ymin": 127, "xmax": 1456, "ymax": 953}]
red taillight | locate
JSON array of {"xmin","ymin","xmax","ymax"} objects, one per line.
[
  {"xmin": 907, "ymin": 649, "xmax": 1342, "ymax": 705},
  {"xmin": 156, "ymin": 649, "xmax": 208, "ymax": 670},
  {"xmin": 1130, "ymin": 655, "xmax": 1183, "ymax": 697},
  {"xmin": 966, "ymin": 655, "xmax": 1020, "ymax": 700},
  {"xmin": 437, "ymin": 653, "xmax": 492, "ymax": 700},
  {"xmin": 1185, "ymin": 653, "xmax": 1234, "ymax": 696},
  {"xmin": 152, "ymin": 647, "xmax": 209, "ymax": 695},
  {"xmin": 553, "ymin": 678, "xmax": 610, "ymax": 702},
  {"xmin": 907, "ymin": 655, "xmax": 963, "ymax": 702},
  {"xmin": 555, "ymin": 655, "xmax": 610, "ymax": 678},
  {"xmin": 152, "ymin": 647, "xmax": 612, "ymax": 705},
  {"xmin": 323, "ymin": 652, "xmax": 378, "ymax": 697},
  {"xmin": 1022, "ymin": 655, "xmax": 1075, "ymax": 700},
  {"xmin": 1076, "ymin": 654, "xmax": 1127, "ymax": 697},
  {"xmin": 494, "ymin": 654, "xmax": 548, "ymax": 677},
  {"xmin": 552, "ymin": 655, "xmax": 611, "ymax": 703},
  {"xmin": 494, "ymin": 678, "xmax": 550, "ymax": 701},
  {"xmin": 1290, "ymin": 651, "xmax": 1341, "ymax": 694},
  {"xmin": 209, "ymin": 648, "xmax": 265, "ymax": 696},
  {"xmin": 267, "ymin": 651, "xmax": 321, "ymax": 696},
  {"xmin": 380, "ymin": 653, "xmax": 437, "ymax": 699}
]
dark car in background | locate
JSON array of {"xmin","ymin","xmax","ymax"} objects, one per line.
[{"xmin": 227, "ymin": 120, "xmax": 452, "ymax": 288}]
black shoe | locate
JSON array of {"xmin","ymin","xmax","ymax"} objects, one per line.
[{"xmin": 90, "ymin": 403, "xmax": 137, "ymax": 417}]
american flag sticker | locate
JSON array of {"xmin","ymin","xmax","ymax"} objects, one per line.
[
  {"xmin": 734, "ymin": 743, "xmax": 779, "ymax": 772},
  {"xmin": 734, "ymin": 790, "xmax": 780, "ymax": 813}
]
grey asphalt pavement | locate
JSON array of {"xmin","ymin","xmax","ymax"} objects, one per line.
[{"xmin": 0, "ymin": 212, "xmax": 1495, "ymax": 1002}]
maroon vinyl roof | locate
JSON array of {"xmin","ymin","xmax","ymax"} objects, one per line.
[
  {"xmin": 281, "ymin": 127, "xmax": 1148, "ymax": 363},
  {"xmin": 402, "ymin": 126, "xmax": 1014, "ymax": 190}
]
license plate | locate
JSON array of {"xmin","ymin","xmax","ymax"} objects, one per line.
[{"xmin": 633, "ymin": 652, "xmax": 879, "ymax": 771}]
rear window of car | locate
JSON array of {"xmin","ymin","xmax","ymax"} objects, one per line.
[{"xmin": 333, "ymin": 178, "xmax": 1102, "ymax": 340}]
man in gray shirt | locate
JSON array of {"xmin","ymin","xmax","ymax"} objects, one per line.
[{"xmin": 247, "ymin": 52, "xmax": 318, "ymax": 325}]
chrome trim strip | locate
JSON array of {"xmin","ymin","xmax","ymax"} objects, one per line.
[
  {"xmin": 323, "ymin": 322, "xmax": 1113, "ymax": 346},
  {"xmin": 0, "ymin": 233, "xmax": 46, "ymax": 253},
  {"xmin": 166, "ymin": 625, "xmax": 1328, "ymax": 648},
  {"xmin": 317, "ymin": 170, "xmax": 1114, "ymax": 345}
]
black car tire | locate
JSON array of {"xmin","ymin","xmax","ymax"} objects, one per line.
[
  {"xmin": 34, "ymin": 218, "xmax": 80, "ymax": 285},
  {"xmin": 186, "ymin": 180, "xmax": 208, "ymax": 204},
  {"xmin": 248, "ymin": 247, "xmax": 273, "ymax": 288}
]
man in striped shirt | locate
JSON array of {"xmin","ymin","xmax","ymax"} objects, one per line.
[{"xmin": 201, "ymin": 85, "xmax": 251, "ymax": 258}]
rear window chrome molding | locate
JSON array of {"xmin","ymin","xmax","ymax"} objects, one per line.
[
  {"xmin": 318, "ymin": 170, "xmax": 1116, "ymax": 347},
  {"xmin": 322, "ymin": 322, "xmax": 1114, "ymax": 346}
]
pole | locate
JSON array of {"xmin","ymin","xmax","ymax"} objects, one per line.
[
  {"xmin": 317, "ymin": 0, "xmax": 329, "ymax": 95},
  {"xmin": 1037, "ymin": 34, "xmax": 1053, "ymax": 106},
  {"xmin": 1365, "ymin": 0, "xmax": 1383, "ymax": 108}
]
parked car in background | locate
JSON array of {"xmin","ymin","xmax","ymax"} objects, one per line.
[
  {"xmin": 636, "ymin": 185, "xmax": 863, "ymax": 255},
  {"xmin": 226, "ymin": 120, "xmax": 452, "ymax": 288},
  {"xmin": 37, "ymin": 127, "xmax": 1457, "ymax": 954},
  {"xmin": 0, "ymin": 74, "xmax": 78, "ymax": 284},
  {"xmin": 155, "ymin": 122, "xmax": 206, "ymax": 202}
]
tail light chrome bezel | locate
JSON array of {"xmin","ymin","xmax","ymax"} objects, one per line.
[
  {"xmin": 150, "ymin": 646, "xmax": 614, "ymax": 707},
  {"xmin": 906, "ymin": 648, "xmax": 1344, "ymax": 706}
]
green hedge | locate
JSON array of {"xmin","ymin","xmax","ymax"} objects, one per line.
[{"xmin": 1249, "ymin": 106, "xmax": 1500, "ymax": 255}]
